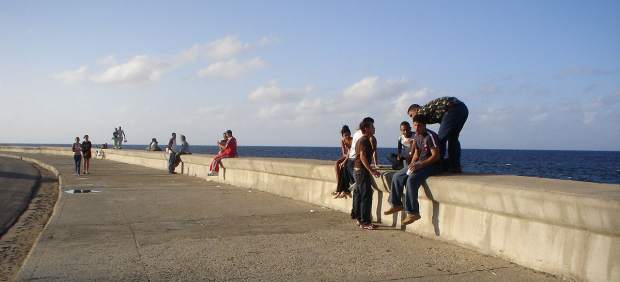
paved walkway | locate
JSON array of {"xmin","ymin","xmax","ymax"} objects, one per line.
[{"xmin": 9, "ymin": 154, "xmax": 561, "ymax": 281}]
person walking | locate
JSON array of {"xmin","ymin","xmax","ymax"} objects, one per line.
[
  {"xmin": 72, "ymin": 137, "xmax": 83, "ymax": 176},
  {"xmin": 117, "ymin": 126, "xmax": 127, "ymax": 149},
  {"xmin": 82, "ymin": 135, "xmax": 92, "ymax": 174},
  {"xmin": 408, "ymin": 97, "xmax": 468, "ymax": 173}
]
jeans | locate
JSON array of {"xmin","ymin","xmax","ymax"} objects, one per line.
[
  {"xmin": 73, "ymin": 154, "xmax": 82, "ymax": 175},
  {"xmin": 402, "ymin": 165, "xmax": 441, "ymax": 214},
  {"xmin": 388, "ymin": 166, "xmax": 409, "ymax": 207},
  {"xmin": 351, "ymin": 168, "xmax": 373, "ymax": 225},
  {"xmin": 168, "ymin": 152, "xmax": 177, "ymax": 173},
  {"xmin": 438, "ymin": 102, "xmax": 468, "ymax": 170}
]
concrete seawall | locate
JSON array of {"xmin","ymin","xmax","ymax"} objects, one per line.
[{"xmin": 1, "ymin": 146, "xmax": 619, "ymax": 281}]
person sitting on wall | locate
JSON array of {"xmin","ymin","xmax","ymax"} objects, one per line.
[
  {"xmin": 208, "ymin": 130, "xmax": 237, "ymax": 176},
  {"xmin": 384, "ymin": 115, "xmax": 443, "ymax": 226},
  {"xmin": 386, "ymin": 121, "xmax": 414, "ymax": 170},
  {"xmin": 217, "ymin": 132, "xmax": 227, "ymax": 153},
  {"xmin": 333, "ymin": 125, "xmax": 353, "ymax": 199},
  {"xmin": 148, "ymin": 138, "xmax": 162, "ymax": 151},
  {"xmin": 168, "ymin": 134, "xmax": 191, "ymax": 174}
]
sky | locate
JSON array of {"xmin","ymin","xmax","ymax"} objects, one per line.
[{"xmin": 1, "ymin": 0, "xmax": 619, "ymax": 150}]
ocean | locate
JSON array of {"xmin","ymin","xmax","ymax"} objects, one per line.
[{"xmin": 3, "ymin": 144, "xmax": 620, "ymax": 184}]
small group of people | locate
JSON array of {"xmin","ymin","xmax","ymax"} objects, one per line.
[
  {"xmin": 71, "ymin": 135, "xmax": 93, "ymax": 176},
  {"xmin": 334, "ymin": 96, "xmax": 468, "ymax": 229},
  {"xmin": 162, "ymin": 129, "xmax": 237, "ymax": 175},
  {"xmin": 166, "ymin": 133, "xmax": 191, "ymax": 174},
  {"xmin": 111, "ymin": 126, "xmax": 127, "ymax": 149},
  {"xmin": 208, "ymin": 130, "xmax": 237, "ymax": 176}
]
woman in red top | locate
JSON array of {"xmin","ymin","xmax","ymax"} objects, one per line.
[{"xmin": 208, "ymin": 130, "xmax": 237, "ymax": 176}]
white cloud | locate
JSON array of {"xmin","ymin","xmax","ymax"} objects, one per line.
[
  {"xmin": 343, "ymin": 76, "xmax": 409, "ymax": 101},
  {"xmin": 529, "ymin": 112, "xmax": 549, "ymax": 123},
  {"xmin": 392, "ymin": 88, "xmax": 430, "ymax": 115},
  {"xmin": 96, "ymin": 55, "xmax": 118, "ymax": 66},
  {"xmin": 197, "ymin": 57, "xmax": 266, "ymax": 79},
  {"xmin": 90, "ymin": 55, "xmax": 169, "ymax": 84},
  {"xmin": 249, "ymin": 80, "xmax": 313, "ymax": 102},
  {"xmin": 53, "ymin": 65, "xmax": 88, "ymax": 84},
  {"xmin": 176, "ymin": 35, "xmax": 257, "ymax": 63}
]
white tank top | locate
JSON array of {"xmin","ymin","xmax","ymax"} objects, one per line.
[{"xmin": 348, "ymin": 130, "xmax": 363, "ymax": 159}]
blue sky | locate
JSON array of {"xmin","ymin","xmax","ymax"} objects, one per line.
[{"xmin": 1, "ymin": 1, "xmax": 619, "ymax": 150}]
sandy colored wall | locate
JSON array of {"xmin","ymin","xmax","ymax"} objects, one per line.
[{"xmin": 1, "ymin": 146, "xmax": 618, "ymax": 281}]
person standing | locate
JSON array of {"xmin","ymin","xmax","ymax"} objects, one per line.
[
  {"xmin": 348, "ymin": 117, "xmax": 376, "ymax": 222},
  {"xmin": 72, "ymin": 137, "xmax": 83, "ymax": 176},
  {"xmin": 117, "ymin": 126, "xmax": 127, "ymax": 149},
  {"xmin": 81, "ymin": 135, "xmax": 92, "ymax": 174},
  {"xmin": 408, "ymin": 97, "xmax": 468, "ymax": 173},
  {"xmin": 384, "ymin": 115, "xmax": 442, "ymax": 225},
  {"xmin": 352, "ymin": 120, "xmax": 381, "ymax": 230},
  {"xmin": 112, "ymin": 128, "xmax": 119, "ymax": 149}
]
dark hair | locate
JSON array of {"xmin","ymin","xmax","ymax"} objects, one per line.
[
  {"xmin": 152, "ymin": 138, "xmax": 157, "ymax": 142},
  {"xmin": 407, "ymin": 104, "xmax": 421, "ymax": 113},
  {"xmin": 226, "ymin": 130, "xmax": 233, "ymax": 135},
  {"xmin": 362, "ymin": 116, "xmax": 374, "ymax": 124},
  {"xmin": 340, "ymin": 125, "xmax": 351, "ymax": 135},
  {"xmin": 359, "ymin": 120, "xmax": 374, "ymax": 131},
  {"xmin": 172, "ymin": 132, "xmax": 176, "ymax": 136},
  {"xmin": 399, "ymin": 121, "xmax": 411, "ymax": 130},
  {"xmin": 412, "ymin": 114, "xmax": 427, "ymax": 124}
]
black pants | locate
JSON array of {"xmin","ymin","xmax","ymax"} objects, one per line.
[
  {"xmin": 438, "ymin": 102, "xmax": 469, "ymax": 170},
  {"xmin": 336, "ymin": 159, "xmax": 353, "ymax": 193},
  {"xmin": 386, "ymin": 153, "xmax": 406, "ymax": 170},
  {"xmin": 351, "ymin": 168, "xmax": 373, "ymax": 225}
]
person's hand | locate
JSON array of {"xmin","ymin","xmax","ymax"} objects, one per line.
[
  {"xmin": 396, "ymin": 155, "xmax": 401, "ymax": 160},
  {"xmin": 339, "ymin": 162, "xmax": 346, "ymax": 169},
  {"xmin": 411, "ymin": 162, "xmax": 422, "ymax": 172},
  {"xmin": 371, "ymin": 169, "xmax": 381, "ymax": 178}
]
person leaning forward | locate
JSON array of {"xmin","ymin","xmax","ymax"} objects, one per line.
[{"xmin": 408, "ymin": 97, "xmax": 468, "ymax": 173}]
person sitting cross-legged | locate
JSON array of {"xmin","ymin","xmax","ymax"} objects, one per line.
[{"xmin": 384, "ymin": 115, "xmax": 443, "ymax": 225}]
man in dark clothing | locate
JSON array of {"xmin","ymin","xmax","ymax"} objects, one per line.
[
  {"xmin": 408, "ymin": 97, "xmax": 468, "ymax": 173},
  {"xmin": 384, "ymin": 115, "xmax": 442, "ymax": 225},
  {"xmin": 352, "ymin": 120, "xmax": 381, "ymax": 230}
]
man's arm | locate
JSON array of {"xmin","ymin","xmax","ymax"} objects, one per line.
[
  {"xmin": 370, "ymin": 136, "xmax": 378, "ymax": 167},
  {"xmin": 411, "ymin": 148, "xmax": 439, "ymax": 171},
  {"xmin": 360, "ymin": 145, "xmax": 380, "ymax": 177}
]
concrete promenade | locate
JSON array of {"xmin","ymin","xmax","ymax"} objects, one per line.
[{"xmin": 4, "ymin": 153, "xmax": 563, "ymax": 281}]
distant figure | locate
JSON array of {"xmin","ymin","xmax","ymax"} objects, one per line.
[
  {"xmin": 117, "ymin": 126, "xmax": 127, "ymax": 149},
  {"xmin": 386, "ymin": 121, "xmax": 414, "ymax": 170},
  {"xmin": 166, "ymin": 132, "xmax": 177, "ymax": 153},
  {"xmin": 352, "ymin": 120, "xmax": 381, "ymax": 230},
  {"xmin": 333, "ymin": 125, "xmax": 353, "ymax": 199},
  {"xmin": 82, "ymin": 135, "xmax": 92, "ymax": 174},
  {"xmin": 72, "ymin": 137, "xmax": 82, "ymax": 176},
  {"xmin": 102, "ymin": 143, "xmax": 108, "ymax": 149},
  {"xmin": 168, "ymin": 134, "xmax": 191, "ymax": 174},
  {"xmin": 112, "ymin": 127, "xmax": 119, "ymax": 149},
  {"xmin": 148, "ymin": 138, "xmax": 161, "ymax": 151},
  {"xmin": 384, "ymin": 115, "xmax": 442, "ymax": 226},
  {"xmin": 208, "ymin": 130, "xmax": 237, "ymax": 176},
  {"xmin": 408, "ymin": 97, "xmax": 468, "ymax": 173}
]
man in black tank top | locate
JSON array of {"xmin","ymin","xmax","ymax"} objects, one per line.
[{"xmin": 352, "ymin": 120, "xmax": 381, "ymax": 230}]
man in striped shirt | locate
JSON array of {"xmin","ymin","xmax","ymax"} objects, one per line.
[{"xmin": 384, "ymin": 115, "xmax": 442, "ymax": 225}]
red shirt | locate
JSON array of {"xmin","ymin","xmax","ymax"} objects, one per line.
[{"xmin": 222, "ymin": 137, "xmax": 237, "ymax": 157}]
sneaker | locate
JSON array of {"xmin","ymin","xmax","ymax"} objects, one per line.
[
  {"xmin": 401, "ymin": 213, "xmax": 421, "ymax": 225},
  {"xmin": 361, "ymin": 224, "xmax": 378, "ymax": 230},
  {"xmin": 383, "ymin": 206, "xmax": 404, "ymax": 215},
  {"xmin": 208, "ymin": 172, "xmax": 218, "ymax": 176},
  {"xmin": 354, "ymin": 219, "xmax": 361, "ymax": 226}
]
